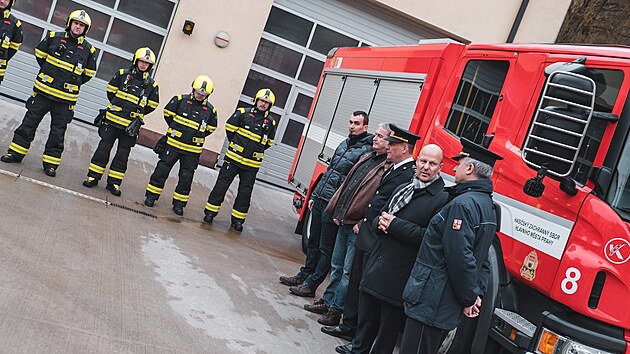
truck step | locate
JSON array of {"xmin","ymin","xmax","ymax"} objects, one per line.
[{"xmin": 494, "ymin": 308, "xmax": 536, "ymax": 338}]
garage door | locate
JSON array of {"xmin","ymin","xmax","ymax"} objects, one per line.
[
  {"xmin": 0, "ymin": 0, "xmax": 178, "ymax": 123},
  {"xmin": 235, "ymin": 0, "xmax": 447, "ymax": 189}
]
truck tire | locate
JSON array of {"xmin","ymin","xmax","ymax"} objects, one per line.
[
  {"xmin": 438, "ymin": 242, "xmax": 501, "ymax": 354},
  {"xmin": 301, "ymin": 208, "xmax": 312, "ymax": 254}
]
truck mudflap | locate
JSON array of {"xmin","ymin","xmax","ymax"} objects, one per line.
[{"xmin": 491, "ymin": 309, "xmax": 627, "ymax": 353}]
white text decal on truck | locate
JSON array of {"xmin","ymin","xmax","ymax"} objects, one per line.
[{"xmin": 494, "ymin": 194, "xmax": 573, "ymax": 260}]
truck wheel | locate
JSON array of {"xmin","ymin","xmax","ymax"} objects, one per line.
[{"xmin": 301, "ymin": 208, "xmax": 312, "ymax": 254}]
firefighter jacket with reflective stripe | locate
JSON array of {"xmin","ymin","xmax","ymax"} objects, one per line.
[
  {"xmin": 163, "ymin": 94, "xmax": 218, "ymax": 154},
  {"xmin": 0, "ymin": 10, "xmax": 23, "ymax": 80},
  {"xmin": 33, "ymin": 31, "xmax": 97, "ymax": 103},
  {"xmin": 105, "ymin": 68, "xmax": 159, "ymax": 129},
  {"xmin": 224, "ymin": 107, "xmax": 276, "ymax": 170}
]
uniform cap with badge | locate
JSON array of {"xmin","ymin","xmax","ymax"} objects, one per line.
[
  {"xmin": 384, "ymin": 124, "xmax": 420, "ymax": 145},
  {"xmin": 452, "ymin": 134, "xmax": 503, "ymax": 167}
]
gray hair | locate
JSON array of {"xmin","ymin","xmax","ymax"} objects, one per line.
[
  {"xmin": 378, "ymin": 122, "xmax": 392, "ymax": 134},
  {"xmin": 462, "ymin": 157, "xmax": 493, "ymax": 179}
]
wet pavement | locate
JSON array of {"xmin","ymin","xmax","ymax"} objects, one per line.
[{"xmin": 0, "ymin": 97, "xmax": 346, "ymax": 353}]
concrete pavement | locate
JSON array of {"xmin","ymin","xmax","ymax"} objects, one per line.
[{"xmin": 0, "ymin": 97, "xmax": 346, "ymax": 353}]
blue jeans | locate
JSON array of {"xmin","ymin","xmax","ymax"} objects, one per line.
[{"xmin": 322, "ymin": 224, "xmax": 357, "ymax": 312}]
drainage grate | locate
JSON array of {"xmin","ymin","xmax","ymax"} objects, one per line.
[{"xmin": 109, "ymin": 203, "xmax": 157, "ymax": 219}]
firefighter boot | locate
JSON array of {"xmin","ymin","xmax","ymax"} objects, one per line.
[
  {"xmin": 106, "ymin": 183, "xmax": 122, "ymax": 196},
  {"xmin": 144, "ymin": 197, "xmax": 156, "ymax": 207},
  {"xmin": 173, "ymin": 205, "xmax": 184, "ymax": 216},
  {"xmin": 1, "ymin": 153, "xmax": 21, "ymax": 163},
  {"xmin": 82, "ymin": 177, "xmax": 98, "ymax": 188},
  {"xmin": 44, "ymin": 167, "xmax": 57, "ymax": 177},
  {"xmin": 203, "ymin": 213, "xmax": 215, "ymax": 224},
  {"xmin": 231, "ymin": 220, "xmax": 244, "ymax": 232}
]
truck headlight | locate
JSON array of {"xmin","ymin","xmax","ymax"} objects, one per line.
[{"xmin": 536, "ymin": 328, "xmax": 615, "ymax": 354}]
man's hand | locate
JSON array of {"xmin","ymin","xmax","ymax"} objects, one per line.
[
  {"xmin": 463, "ymin": 296, "xmax": 482, "ymax": 318},
  {"xmin": 377, "ymin": 212, "xmax": 395, "ymax": 234},
  {"xmin": 333, "ymin": 218, "xmax": 341, "ymax": 226},
  {"xmin": 353, "ymin": 221, "xmax": 362, "ymax": 234},
  {"xmin": 308, "ymin": 199, "xmax": 314, "ymax": 211}
]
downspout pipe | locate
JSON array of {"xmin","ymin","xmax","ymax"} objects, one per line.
[{"xmin": 507, "ymin": 0, "xmax": 530, "ymax": 43}]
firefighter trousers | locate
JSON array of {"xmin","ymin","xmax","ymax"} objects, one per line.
[
  {"xmin": 205, "ymin": 159, "xmax": 258, "ymax": 223},
  {"xmin": 146, "ymin": 148, "xmax": 200, "ymax": 207},
  {"xmin": 87, "ymin": 124, "xmax": 137, "ymax": 185},
  {"xmin": 8, "ymin": 93, "xmax": 74, "ymax": 169}
]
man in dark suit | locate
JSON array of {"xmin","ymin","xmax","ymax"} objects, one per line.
[
  {"xmin": 349, "ymin": 144, "xmax": 448, "ymax": 353},
  {"xmin": 330, "ymin": 124, "xmax": 417, "ymax": 353},
  {"xmin": 399, "ymin": 136, "xmax": 502, "ymax": 354}
]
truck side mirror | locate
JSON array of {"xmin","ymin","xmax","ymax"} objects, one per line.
[{"xmin": 589, "ymin": 166, "xmax": 612, "ymax": 198}]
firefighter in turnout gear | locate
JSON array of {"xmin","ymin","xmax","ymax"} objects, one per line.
[
  {"xmin": 0, "ymin": 0, "xmax": 23, "ymax": 85},
  {"xmin": 144, "ymin": 75, "xmax": 218, "ymax": 216},
  {"xmin": 82, "ymin": 47, "xmax": 160, "ymax": 196},
  {"xmin": 203, "ymin": 88, "xmax": 277, "ymax": 231},
  {"xmin": 0, "ymin": 9, "xmax": 97, "ymax": 177}
]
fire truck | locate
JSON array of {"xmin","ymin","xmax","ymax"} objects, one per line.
[{"xmin": 288, "ymin": 40, "xmax": 630, "ymax": 353}]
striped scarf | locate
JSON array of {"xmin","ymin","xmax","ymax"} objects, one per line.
[{"xmin": 387, "ymin": 176, "xmax": 437, "ymax": 215}]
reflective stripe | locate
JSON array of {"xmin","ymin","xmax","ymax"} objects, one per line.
[
  {"xmin": 191, "ymin": 137, "xmax": 205, "ymax": 144},
  {"xmin": 8, "ymin": 142, "xmax": 28, "ymax": 155},
  {"xmin": 164, "ymin": 109, "xmax": 176, "ymax": 117},
  {"xmin": 35, "ymin": 48, "xmax": 47, "ymax": 59},
  {"xmin": 173, "ymin": 192, "xmax": 189, "ymax": 202},
  {"xmin": 115, "ymin": 90, "xmax": 140, "ymax": 105},
  {"xmin": 205, "ymin": 202, "xmax": 220, "ymax": 213},
  {"xmin": 173, "ymin": 115, "xmax": 200, "ymax": 130},
  {"xmin": 0, "ymin": 68, "xmax": 5, "ymax": 76},
  {"xmin": 42, "ymin": 154, "xmax": 61, "ymax": 165},
  {"xmin": 9, "ymin": 42, "xmax": 20, "ymax": 50},
  {"xmin": 166, "ymin": 137, "xmax": 203, "ymax": 154},
  {"xmin": 225, "ymin": 150, "xmax": 262, "ymax": 168},
  {"xmin": 45, "ymin": 55, "xmax": 75, "ymax": 73},
  {"xmin": 107, "ymin": 170, "xmax": 125, "ymax": 180},
  {"xmin": 63, "ymin": 83, "xmax": 79, "ymax": 92},
  {"xmin": 34, "ymin": 80, "xmax": 79, "ymax": 101},
  {"xmin": 147, "ymin": 100, "xmax": 158, "ymax": 109},
  {"xmin": 84, "ymin": 68, "xmax": 95, "ymax": 77},
  {"xmin": 88, "ymin": 163, "xmax": 105, "ymax": 174},
  {"xmin": 106, "ymin": 84, "xmax": 118, "ymax": 93},
  {"xmin": 252, "ymin": 152, "xmax": 264, "ymax": 159},
  {"xmin": 37, "ymin": 72, "xmax": 53, "ymax": 83},
  {"xmin": 166, "ymin": 128, "xmax": 182, "ymax": 137},
  {"xmin": 267, "ymin": 138, "xmax": 274, "ymax": 146},
  {"xmin": 225, "ymin": 122, "xmax": 239, "ymax": 132},
  {"xmin": 207, "ymin": 125, "xmax": 217, "ymax": 133},
  {"xmin": 231, "ymin": 209, "xmax": 247, "ymax": 220},
  {"xmin": 229, "ymin": 142, "xmax": 243, "ymax": 152},
  {"xmin": 105, "ymin": 111, "xmax": 132, "ymax": 127},
  {"xmin": 146, "ymin": 183, "xmax": 163, "ymax": 195},
  {"xmin": 236, "ymin": 128, "xmax": 262, "ymax": 143}
]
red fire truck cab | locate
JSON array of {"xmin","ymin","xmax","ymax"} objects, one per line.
[{"xmin": 288, "ymin": 40, "xmax": 630, "ymax": 353}]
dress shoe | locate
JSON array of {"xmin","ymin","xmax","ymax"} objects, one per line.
[
  {"xmin": 304, "ymin": 298, "xmax": 328, "ymax": 314},
  {"xmin": 279, "ymin": 275, "xmax": 303, "ymax": 286},
  {"xmin": 173, "ymin": 205, "xmax": 184, "ymax": 216},
  {"xmin": 289, "ymin": 284, "xmax": 315, "ymax": 297},
  {"xmin": 231, "ymin": 220, "xmax": 243, "ymax": 232},
  {"xmin": 44, "ymin": 167, "xmax": 57, "ymax": 177},
  {"xmin": 203, "ymin": 214, "xmax": 214, "ymax": 224},
  {"xmin": 318, "ymin": 309, "xmax": 342, "ymax": 326},
  {"xmin": 321, "ymin": 325, "xmax": 354, "ymax": 342},
  {"xmin": 82, "ymin": 177, "xmax": 98, "ymax": 188},
  {"xmin": 1, "ymin": 153, "xmax": 20, "ymax": 163},
  {"xmin": 144, "ymin": 197, "xmax": 156, "ymax": 207},
  {"xmin": 106, "ymin": 183, "xmax": 121, "ymax": 196},
  {"xmin": 335, "ymin": 343, "xmax": 352, "ymax": 354}
]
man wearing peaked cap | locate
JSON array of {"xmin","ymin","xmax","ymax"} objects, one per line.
[
  {"xmin": 384, "ymin": 123, "xmax": 420, "ymax": 146},
  {"xmin": 399, "ymin": 134, "xmax": 502, "ymax": 354}
]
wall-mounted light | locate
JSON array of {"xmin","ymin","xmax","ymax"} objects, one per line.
[{"xmin": 182, "ymin": 20, "xmax": 195, "ymax": 35}]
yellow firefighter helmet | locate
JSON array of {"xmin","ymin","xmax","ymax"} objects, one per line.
[
  {"xmin": 66, "ymin": 9, "xmax": 91, "ymax": 35},
  {"xmin": 192, "ymin": 75, "xmax": 214, "ymax": 95},
  {"xmin": 133, "ymin": 47, "xmax": 156, "ymax": 66},
  {"xmin": 254, "ymin": 88, "xmax": 275, "ymax": 108}
]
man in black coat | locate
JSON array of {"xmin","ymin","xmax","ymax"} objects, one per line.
[
  {"xmin": 349, "ymin": 144, "xmax": 448, "ymax": 354},
  {"xmin": 399, "ymin": 136, "xmax": 503, "ymax": 354},
  {"xmin": 330, "ymin": 124, "xmax": 417, "ymax": 353}
]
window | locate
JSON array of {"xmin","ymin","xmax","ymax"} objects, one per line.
[
  {"xmin": 97, "ymin": 51, "xmax": 128, "ymax": 80},
  {"xmin": 18, "ymin": 22, "xmax": 44, "ymax": 54},
  {"xmin": 254, "ymin": 39, "xmax": 302, "ymax": 78},
  {"xmin": 281, "ymin": 119, "xmax": 305, "ymax": 148},
  {"xmin": 445, "ymin": 60, "xmax": 510, "ymax": 144},
  {"xmin": 118, "ymin": 0, "xmax": 174, "ymax": 28},
  {"xmin": 309, "ymin": 25, "xmax": 359, "ymax": 55},
  {"xmin": 13, "ymin": 0, "xmax": 52, "ymax": 20},
  {"xmin": 51, "ymin": 0, "xmax": 110, "ymax": 42},
  {"xmin": 107, "ymin": 19, "xmax": 164, "ymax": 54},
  {"xmin": 90, "ymin": 0, "xmax": 116, "ymax": 7},
  {"xmin": 242, "ymin": 70, "xmax": 292, "ymax": 109},
  {"xmin": 293, "ymin": 93, "xmax": 313, "ymax": 117},
  {"xmin": 298, "ymin": 56, "xmax": 324, "ymax": 86},
  {"xmin": 264, "ymin": 7, "xmax": 313, "ymax": 46}
]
